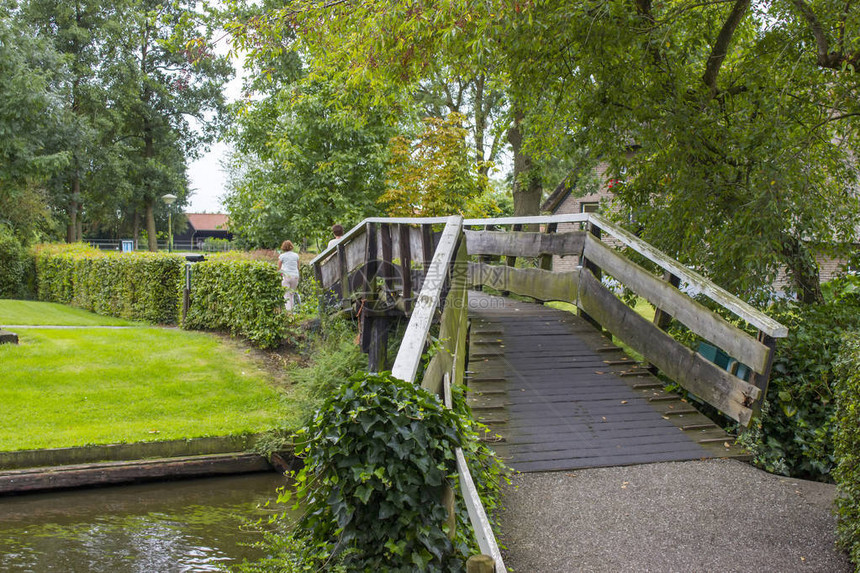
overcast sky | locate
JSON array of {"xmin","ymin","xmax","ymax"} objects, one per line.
[{"xmin": 186, "ymin": 34, "xmax": 243, "ymax": 214}]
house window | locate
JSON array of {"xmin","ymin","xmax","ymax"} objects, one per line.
[{"xmin": 580, "ymin": 202, "xmax": 600, "ymax": 213}]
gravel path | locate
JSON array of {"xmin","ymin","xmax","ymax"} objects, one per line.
[{"xmin": 498, "ymin": 459, "xmax": 852, "ymax": 572}]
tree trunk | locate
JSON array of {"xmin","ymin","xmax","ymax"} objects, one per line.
[
  {"xmin": 474, "ymin": 76, "xmax": 489, "ymax": 178},
  {"xmin": 507, "ymin": 109, "xmax": 542, "ymax": 222},
  {"xmin": 132, "ymin": 209, "xmax": 139, "ymax": 248},
  {"xmin": 145, "ymin": 199, "xmax": 157, "ymax": 251},
  {"xmin": 782, "ymin": 236, "xmax": 823, "ymax": 304},
  {"xmin": 67, "ymin": 176, "xmax": 79, "ymax": 243}
]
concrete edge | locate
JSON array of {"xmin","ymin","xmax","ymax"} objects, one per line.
[
  {"xmin": 0, "ymin": 452, "xmax": 276, "ymax": 495},
  {"xmin": 0, "ymin": 434, "xmax": 270, "ymax": 471}
]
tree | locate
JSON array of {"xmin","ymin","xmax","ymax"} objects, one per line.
[
  {"xmin": 225, "ymin": 76, "xmax": 393, "ymax": 248},
  {"xmin": 382, "ymin": 112, "xmax": 492, "ymax": 216},
  {"xmin": 0, "ymin": 15, "xmax": 68, "ymax": 243},
  {"xmin": 101, "ymin": 0, "xmax": 232, "ymax": 250},
  {"xmin": 234, "ymin": 0, "xmax": 860, "ymax": 302}
]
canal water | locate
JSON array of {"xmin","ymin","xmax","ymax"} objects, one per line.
[{"xmin": 0, "ymin": 472, "xmax": 296, "ymax": 572}]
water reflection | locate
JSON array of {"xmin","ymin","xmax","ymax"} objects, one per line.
[{"xmin": 0, "ymin": 473, "xmax": 295, "ymax": 572}]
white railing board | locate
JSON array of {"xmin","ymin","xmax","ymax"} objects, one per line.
[
  {"xmin": 391, "ymin": 216, "xmax": 464, "ymax": 384},
  {"xmin": 589, "ymin": 214, "xmax": 788, "ymax": 338},
  {"xmin": 456, "ymin": 448, "xmax": 507, "ymax": 572},
  {"xmin": 463, "ymin": 213, "xmax": 590, "ymax": 227}
]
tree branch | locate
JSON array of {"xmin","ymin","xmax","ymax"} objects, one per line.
[{"xmin": 702, "ymin": 0, "xmax": 750, "ymax": 95}]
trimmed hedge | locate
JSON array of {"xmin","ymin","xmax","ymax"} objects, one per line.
[
  {"xmin": 33, "ymin": 243, "xmax": 184, "ymax": 324},
  {"xmin": 835, "ymin": 332, "xmax": 860, "ymax": 568},
  {"xmin": 182, "ymin": 254, "xmax": 290, "ymax": 349},
  {"xmin": 0, "ymin": 225, "xmax": 32, "ymax": 299}
]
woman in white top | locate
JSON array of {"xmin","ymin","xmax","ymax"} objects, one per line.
[{"xmin": 278, "ymin": 240, "xmax": 301, "ymax": 311}]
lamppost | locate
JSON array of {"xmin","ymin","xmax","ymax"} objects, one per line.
[{"xmin": 162, "ymin": 194, "xmax": 177, "ymax": 252}]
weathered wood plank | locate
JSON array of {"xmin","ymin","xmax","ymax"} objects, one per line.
[
  {"xmin": 399, "ymin": 224, "xmax": 413, "ymax": 311},
  {"xmin": 456, "ymin": 448, "xmax": 507, "ymax": 572},
  {"xmin": 465, "ymin": 230, "xmax": 586, "ymax": 258},
  {"xmin": 391, "ymin": 216, "xmax": 463, "ymax": 384},
  {"xmin": 577, "ymin": 269, "xmax": 759, "ymax": 426},
  {"xmin": 467, "ymin": 262, "xmax": 578, "ymax": 303},
  {"xmin": 463, "ymin": 213, "xmax": 589, "ymax": 227},
  {"xmin": 590, "ymin": 213, "xmax": 788, "ymax": 338},
  {"xmin": 582, "ymin": 234, "xmax": 770, "ymax": 374}
]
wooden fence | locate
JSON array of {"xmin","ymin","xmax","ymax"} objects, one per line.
[{"xmin": 463, "ymin": 213, "xmax": 787, "ymax": 427}]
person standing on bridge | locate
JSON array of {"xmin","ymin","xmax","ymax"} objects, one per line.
[
  {"xmin": 327, "ymin": 224, "xmax": 344, "ymax": 249},
  {"xmin": 278, "ymin": 240, "xmax": 300, "ymax": 311}
]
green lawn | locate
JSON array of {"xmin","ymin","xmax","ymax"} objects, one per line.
[
  {"xmin": 0, "ymin": 302, "xmax": 292, "ymax": 451},
  {"xmin": 0, "ymin": 300, "xmax": 139, "ymax": 326}
]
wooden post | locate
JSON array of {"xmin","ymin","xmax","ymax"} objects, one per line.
[
  {"xmin": 501, "ymin": 223, "xmax": 522, "ymax": 297},
  {"xmin": 380, "ymin": 223, "xmax": 394, "ymax": 291},
  {"xmin": 399, "ymin": 224, "xmax": 413, "ymax": 312},
  {"xmin": 466, "ymin": 555, "xmax": 495, "ymax": 573},
  {"xmin": 751, "ymin": 331, "xmax": 777, "ymax": 412},
  {"xmin": 364, "ymin": 222, "xmax": 378, "ymax": 297},
  {"xmin": 648, "ymin": 271, "xmax": 681, "ymax": 373},
  {"xmin": 578, "ymin": 221, "xmax": 603, "ymax": 330},
  {"xmin": 367, "ymin": 317, "xmax": 390, "ymax": 373},
  {"xmin": 539, "ymin": 222, "xmax": 558, "ymax": 271}
]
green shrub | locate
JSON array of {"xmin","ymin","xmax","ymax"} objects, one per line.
[
  {"xmin": 0, "ymin": 225, "xmax": 30, "ymax": 298},
  {"xmin": 279, "ymin": 372, "xmax": 505, "ymax": 572},
  {"xmin": 834, "ymin": 332, "xmax": 860, "ymax": 568},
  {"xmin": 33, "ymin": 243, "xmax": 183, "ymax": 324},
  {"xmin": 739, "ymin": 280, "xmax": 860, "ymax": 480},
  {"xmin": 182, "ymin": 256, "xmax": 291, "ymax": 349}
]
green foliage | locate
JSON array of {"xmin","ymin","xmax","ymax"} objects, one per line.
[
  {"xmin": 182, "ymin": 255, "xmax": 292, "ymax": 349},
  {"xmin": 0, "ymin": 226, "xmax": 33, "ymax": 299},
  {"xmin": 739, "ymin": 283, "xmax": 860, "ymax": 479},
  {"xmin": 283, "ymin": 319, "xmax": 365, "ymax": 425},
  {"xmin": 281, "ymin": 372, "xmax": 492, "ymax": 571},
  {"xmin": 834, "ymin": 331, "xmax": 860, "ymax": 569},
  {"xmin": 381, "ymin": 112, "xmax": 496, "ymax": 217},
  {"xmin": 224, "ymin": 76, "xmax": 392, "ymax": 248},
  {"xmin": 33, "ymin": 243, "xmax": 183, "ymax": 324}
]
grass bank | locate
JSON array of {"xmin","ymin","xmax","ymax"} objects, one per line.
[{"xmin": 0, "ymin": 301, "xmax": 294, "ymax": 451}]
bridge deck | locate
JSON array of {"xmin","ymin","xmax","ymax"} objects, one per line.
[{"xmin": 466, "ymin": 292, "xmax": 749, "ymax": 472}]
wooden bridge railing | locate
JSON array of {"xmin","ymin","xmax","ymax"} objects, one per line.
[
  {"xmin": 311, "ymin": 216, "xmax": 506, "ymax": 571},
  {"xmin": 390, "ymin": 215, "xmax": 507, "ymax": 572},
  {"xmin": 463, "ymin": 213, "xmax": 788, "ymax": 427}
]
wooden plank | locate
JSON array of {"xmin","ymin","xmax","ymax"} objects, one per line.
[
  {"xmin": 577, "ymin": 269, "xmax": 759, "ymax": 426},
  {"xmin": 463, "ymin": 213, "xmax": 590, "ymax": 227},
  {"xmin": 422, "ymin": 224, "xmax": 434, "ymax": 269},
  {"xmin": 380, "ymin": 223, "xmax": 394, "ymax": 290},
  {"xmin": 464, "ymin": 230, "xmax": 586, "ymax": 258},
  {"xmin": 391, "ymin": 216, "xmax": 463, "ymax": 384},
  {"xmin": 467, "ymin": 262, "xmax": 578, "ymax": 303},
  {"xmin": 582, "ymin": 234, "xmax": 770, "ymax": 374},
  {"xmin": 589, "ymin": 213, "xmax": 788, "ymax": 338},
  {"xmin": 337, "ymin": 243, "xmax": 350, "ymax": 299},
  {"xmin": 344, "ymin": 231, "xmax": 367, "ymax": 271},
  {"xmin": 456, "ymin": 448, "xmax": 507, "ymax": 572},
  {"xmin": 540, "ymin": 222, "xmax": 559, "ymax": 270},
  {"xmin": 399, "ymin": 224, "xmax": 413, "ymax": 312}
]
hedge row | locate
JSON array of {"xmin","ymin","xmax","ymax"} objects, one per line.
[
  {"xmin": 0, "ymin": 225, "xmax": 33, "ymax": 299},
  {"xmin": 182, "ymin": 255, "xmax": 290, "ymax": 349},
  {"xmin": 34, "ymin": 243, "xmax": 184, "ymax": 324},
  {"xmin": 835, "ymin": 332, "xmax": 860, "ymax": 568},
  {"xmin": 738, "ymin": 280, "xmax": 860, "ymax": 480}
]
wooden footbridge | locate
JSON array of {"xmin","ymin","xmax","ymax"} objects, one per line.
[{"xmin": 309, "ymin": 213, "xmax": 787, "ymax": 571}]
